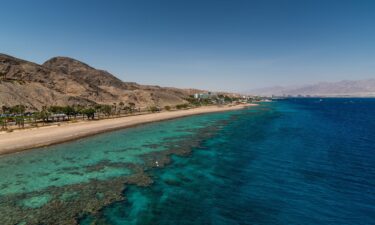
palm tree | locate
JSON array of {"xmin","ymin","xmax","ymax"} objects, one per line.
[
  {"xmin": 0, "ymin": 117, "xmax": 6, "ymax": 130},
  {"xmin": 119, "ymin": 102, "xmax": 125, "ymax": 115},
  {"xmin": 112, "ymin": 103, "xmax": 117, "ymax": 116},
  {"xmin": 82, "ymin": 108, "xmax": 95, "ymax": 120},
  {"xmin": 32, "ymin": 112, "xmax": 40, "ymax": 127},
  {"xmin": 101, "ymin": 105, "xmax": 112, "ymax": 118},
  {"xmin": 94, "ymin": 105, "xmax": 102, "ymax": 119},
  {"xmin": 40, "ymin": 106, "xmax": 50, "ymax": 124},
  {"xmin": 1, "ymin": 106, "xmax": 10, "ymax": 130},
  {"xmin": 129, "ymin": 102, "xmax": 136, "ymax": 113}
]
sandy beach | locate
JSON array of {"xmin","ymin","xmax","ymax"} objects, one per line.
[{"xmin": 0, "ymin": 104, "xmax": 255, "ymax": 156}]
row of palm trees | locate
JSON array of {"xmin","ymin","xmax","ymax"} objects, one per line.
[
  {"xmin": 0, "ymin": 96, "xmax": 233, "ymax": 131},
  {"xmin": 0, "ymin": 102, "xmax": 139, "ymax": 130}
]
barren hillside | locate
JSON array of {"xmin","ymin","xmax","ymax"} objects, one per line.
[{"xmin": 0, "ymin": 54, "xmax": 200, "ymax": 110}]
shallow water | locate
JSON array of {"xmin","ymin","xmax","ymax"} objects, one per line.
[
  {"xmin": 0, "ymin": 110, "xmax": 239, "ymax": 224},
  {"xmin": 1, "ymin": 99, "xmax": 375, "ymax": 224}
]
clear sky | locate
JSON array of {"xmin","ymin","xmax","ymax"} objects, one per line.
[{"xmin": 1, "ymin": 0, "xmax": 375, "ymax": 91}]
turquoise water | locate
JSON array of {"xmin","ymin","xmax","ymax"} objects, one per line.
[
  {"xmin": 82, "ymin": 99, "xmax": 375, "ymax": 225},
  {"xmin": 0, "ymin": 113, "xmax": 227, "ymax": 195},
  {"xmin": 1, "ymin": 99, "xmax": 375, "ymax": 224},
  {"xmin": 0, "ymin": 110, "xmax": 239, "ymax": 224}
]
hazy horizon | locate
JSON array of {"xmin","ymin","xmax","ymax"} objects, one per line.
[{"xmin": 1, "ymin": 0, "xmax": 375, "ymax": 92}]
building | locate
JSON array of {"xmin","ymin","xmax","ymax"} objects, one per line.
[{"xmin": 193, "ymin": 92, "xmax": 216, "ymax": 99}]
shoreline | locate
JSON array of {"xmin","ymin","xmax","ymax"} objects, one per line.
[{"xmin": 0, "ymin": 104, "xmax": 256, "ymax": 156}]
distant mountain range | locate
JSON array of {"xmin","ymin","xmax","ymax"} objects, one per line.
[
  {"xmin": 0, "ymin": 54, "xmax": 204, "ymax": 110},
  {"xmin": 249, "ymin": 79, "xmax": 375, "ymax": 97}
]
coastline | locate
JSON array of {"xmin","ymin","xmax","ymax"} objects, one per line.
[{"xmin": 0, "ymin": 104, "xmax": 256, "ymax": 156}]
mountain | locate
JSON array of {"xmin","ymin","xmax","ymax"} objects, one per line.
[
  {"xmin": 0, "ymin": 54, "xmax": 200, "ymax": 110},
  {"xmin": 249, "ymin": 79, "xmax": 375, "ymax": 97}
]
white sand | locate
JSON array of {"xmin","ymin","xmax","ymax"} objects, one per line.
[{"xmin": 0, "ymin": 104, "xmax": 255, "ymax": 155}]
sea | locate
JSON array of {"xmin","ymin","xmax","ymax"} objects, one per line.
[{"xmin": 0, "ymin": 98, "xmax": 374, "ymax": 225}]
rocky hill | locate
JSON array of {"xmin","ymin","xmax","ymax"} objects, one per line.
[
  {"xmin": 0, "ymin": 54, "xmax": 200, "ymax": 110},
  {"xmin": 249, "ymin": 79, "xmax": 375, "ymax": 97}
]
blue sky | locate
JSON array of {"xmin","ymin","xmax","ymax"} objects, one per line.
[{"xmin": 1, "ymin": 0, "xmax": 375, "ymax": 91}]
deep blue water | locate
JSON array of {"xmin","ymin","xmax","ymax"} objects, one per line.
[{"xmin": 82, "ymin": 98, "xmax": 375, "ymax": 225}]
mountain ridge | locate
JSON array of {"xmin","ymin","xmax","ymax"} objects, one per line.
[
  {"xmin": 249, "ymin": 79, "xmax": 375, "ymax": 97},
  {"xmin": 0, "ymin": 54, "xmax": 203, "ymax": 110}
]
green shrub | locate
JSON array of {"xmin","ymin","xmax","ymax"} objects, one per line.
[
  {"xmin": 149, "ymin": 106, "xmax": 160, "ymax": 113},
  {"xmin": 176, "ymin": 104, "xmax": 189, "ymax": 110}
]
